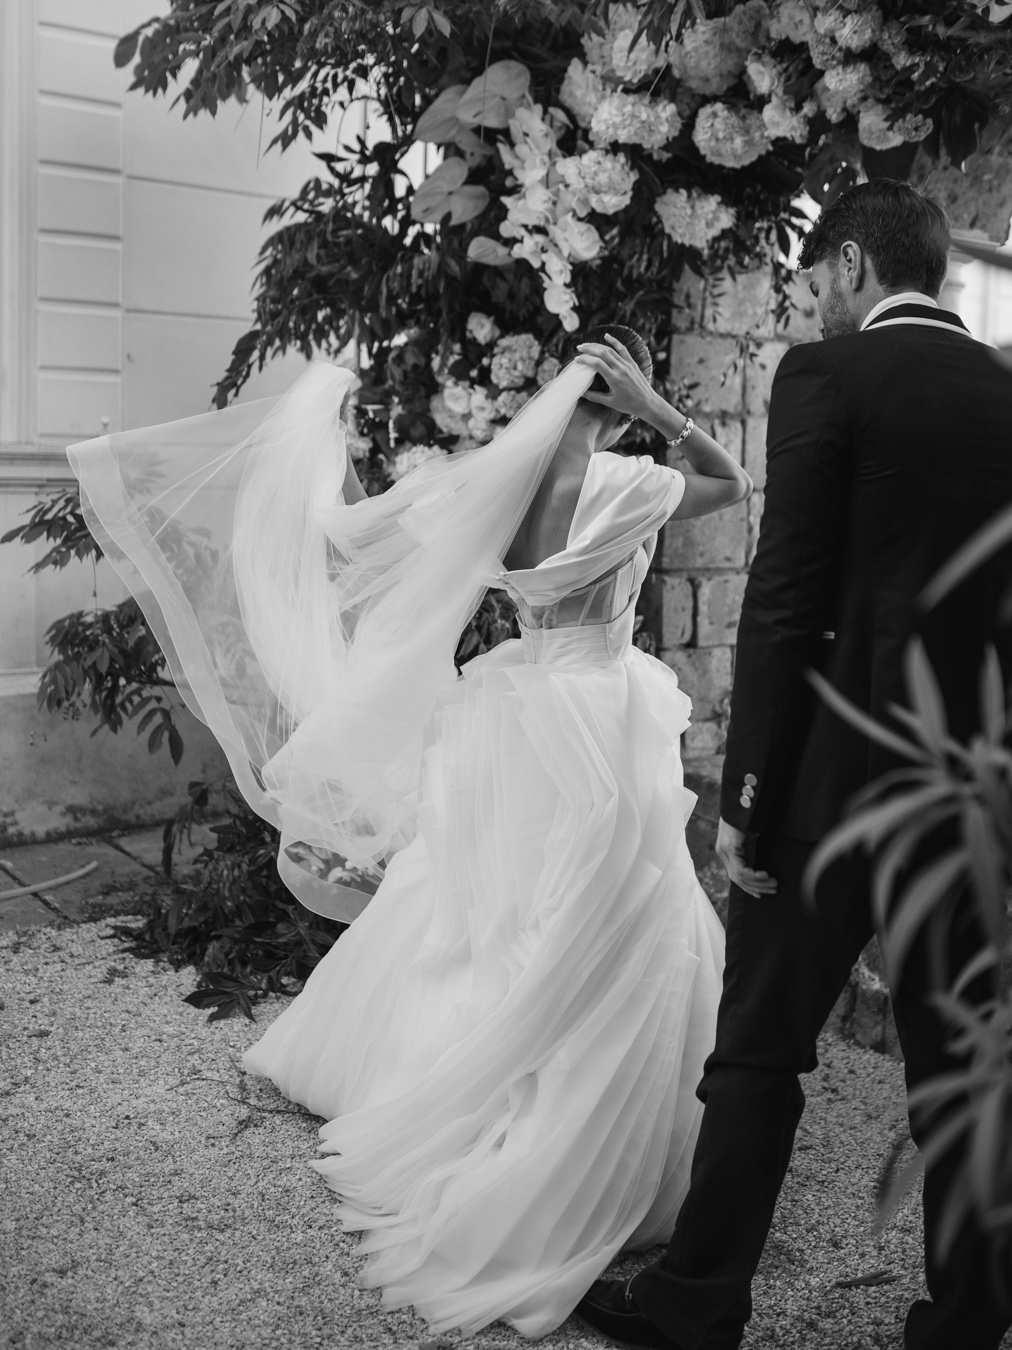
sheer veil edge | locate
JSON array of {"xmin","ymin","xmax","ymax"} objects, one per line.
[{"xmin": 68, "ymin": 358, "xmax": 594, "ymax": 922}]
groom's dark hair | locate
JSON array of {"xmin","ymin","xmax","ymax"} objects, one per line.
[{"xmin": 798, "ymin": 179, "xmax": 951, "ymax": 298}]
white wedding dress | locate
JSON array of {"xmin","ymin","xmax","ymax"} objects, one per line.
[
  {"xmin": 67, "ymin": 360, "xmax": 723, "ymax": 1340},
  {"xmin": 243, "ymin": 449, "xmax": 724, "ymax": 1337}
]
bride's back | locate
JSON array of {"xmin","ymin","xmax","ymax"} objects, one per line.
[{"xmin": 503, "ymin": 444, "xmax": 592, "ymax": 573}]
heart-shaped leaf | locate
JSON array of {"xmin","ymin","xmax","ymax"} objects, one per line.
[
  {"xmin": 413, "ymin": 85, "xmax": 467, "ymax": 143},
  {"xmin": 456, "ymin": 61, "xmax": 531, "ymax": 129},
  {"xmin": 467, "ymin": 236, "xmax": 514, "ymax": 265}
]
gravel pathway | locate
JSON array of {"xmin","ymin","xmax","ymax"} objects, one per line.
[{"xmin": 2, "ymin": 919, "xmax": 1008, "ymax": 1350}]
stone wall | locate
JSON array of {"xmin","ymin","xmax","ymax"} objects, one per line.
[{"xmin": 649, "ymin": 266, "xmax": 821, "ymax": 763}]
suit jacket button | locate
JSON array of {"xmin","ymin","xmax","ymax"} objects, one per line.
[
  {"xmin": 744, "ymin": 773, "xmax": 757, "ymax": 786},
  {"xmin": 739, "ymin": 794, "xmax": 751, "ymax": 808}
]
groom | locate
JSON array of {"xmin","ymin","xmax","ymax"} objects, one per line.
[{"xmin": 577, "ymin": 179, "xmax": 1012, "ymax": 1349}]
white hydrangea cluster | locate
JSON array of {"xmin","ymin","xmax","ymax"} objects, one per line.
[
  {"xmin": 556, "ymin": 149, "xmax": 638, "ymax": 215},
  {"xmin": 490, "ymin": 333, "xmax": 541, "ymax": 389},
  {"xmin": 670, "ymin": 17, "xmax": 749, "ymax": 96},
  {"xmin": 769, "ymin": 0, "xmax": 815, "ymax": 44},
  {"xmin": 558, "ymin": 58, "xmax": 606, "ymax": 129},
  {"xmin": 692, "ymin": 102, "xmax": 772, "ymax": 168},
  {"xmin": 590, "ymin": 92, "xmax": 684, "ymax": 154},
  {"xmin": 654, "ymin": 187, "xmax": 736, "ymax": 251},
  {"xmin": 878, "ymin": 19, "xmax": 919, "ymax": 70},
  {"xmin": 390, "ymin": 443, "xmax": 449, "ymax": 481},
  {"xmin": 467, "ymin": 386, "xmax": 498, "ymax": 441},
  {"xmin": 582, "ymin": 2, "xmax": 667, "ymax": 83},
  {"xmin": 893, "ymin": 111, "xmax": 934, "ymax": 143},
  {"xmin": 815, "ymin": 60, "xmax": 872, "ymax": 121},
  {"xmin": 762, "ymin": 94, "xmax": 814, "ymax": 142},
  {"xmin": 466, "ymin": 311, "xmax": 500, "ymax": 345},
  {"xmin": 494, "ymin": 388, "xmax": 529, "ymax": 420},
  {"xmin": 815, "ymin": 5, "xmax": 883, "ymax": 54}
]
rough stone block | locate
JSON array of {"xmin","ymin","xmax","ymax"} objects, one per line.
[
  {"xmin": 747, "ymin": 490, "xmax": 765, "ymax": 565},
  {"xmin": 670, "ymin": 271, "xmax": 705, "ymax": 332},
  {"xmin": 683, "ymin": 720, "xmax": 726, "ymax": 759},
  {"xmin": 669, "ymin": 335, "xmax": 744, "ymax": 416},
  {"xmin": 662, "ymin": 499, "xmax": 748, "ymax": 569},
  {"xmin": 744, "ymin": 339, "xmax": 790, "ymax": 415},
  {"xmin": 743, "ymin": 415, "xmax": 768, "ymax": 490},
  {"xmin": 661, "ymin": 646, "xmax": 733, "ymax": 722},
  {"xmin": 658, "ymin": 574, "xmax": 695, "ymax": 647},
  {"xmin": 703, "ymin": 266, "xmax": 777, "ymax": 338},
  {"xmin": 696, "ymin": 573, "xmax": 748, "ymax": 647}
]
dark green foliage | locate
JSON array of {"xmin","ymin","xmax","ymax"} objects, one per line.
[
  {"xmin": 111, "ymin": 778, "xmax": 350, "ymax": 1021},
  {"xmin": 808, "ymin": 504, "xmax": 1012, "ymax": 1255}
]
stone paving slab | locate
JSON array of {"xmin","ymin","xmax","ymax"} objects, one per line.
[
  {"xmin": 0, "ymin": 837, "xmax": 153, "ymax": 926},
  {"xmin": 114, "ymin": 821, "xmax": 219, "ymax": 876}
]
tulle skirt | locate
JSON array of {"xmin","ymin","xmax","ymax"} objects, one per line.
[{"xmin": 243, "ymin": 636, "xmax": 724, "ymax": 1337}]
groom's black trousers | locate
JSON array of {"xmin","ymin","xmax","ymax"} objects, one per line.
[{"xmin": 632, "ymin": 834, "xmax": 1011, "ymax": 1350}]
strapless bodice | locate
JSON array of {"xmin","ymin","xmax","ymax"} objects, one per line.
[{"xmin": 505, "ymin": 549, "xmax": 646, "ymax": 666}]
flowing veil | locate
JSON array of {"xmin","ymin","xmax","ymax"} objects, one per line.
[{"xmin": 68, "ymin": 358, "xmax": 595, "ymax": 922}]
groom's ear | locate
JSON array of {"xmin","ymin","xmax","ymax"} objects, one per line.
[{"xmin": 838, "ymin": 239, "xmax": 866, "ymax": 293}]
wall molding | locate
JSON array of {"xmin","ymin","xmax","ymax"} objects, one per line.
[{"xmin": 0, "ymin": 1, "xmax": 38, "ymax": 450}]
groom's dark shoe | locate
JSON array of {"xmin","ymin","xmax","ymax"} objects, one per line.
[{"xmin": 574, "ymin": 1279, "xmax": 742, "ymax": 1350}]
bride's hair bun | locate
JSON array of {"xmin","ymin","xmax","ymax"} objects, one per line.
[{"xmin": 560, "ymin": 323, "xmax": 653, "ymax": 396}]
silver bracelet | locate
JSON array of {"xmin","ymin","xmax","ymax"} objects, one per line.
[{"xmin": 666, "ymin": 417, "xmax": 694, "ymax": 450}]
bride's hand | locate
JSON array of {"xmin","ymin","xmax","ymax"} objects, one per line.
[{"xmin": 575, "ymin": 334, "xmax": 658, "ymax": 421}]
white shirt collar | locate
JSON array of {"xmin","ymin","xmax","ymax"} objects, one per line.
[{"xmin": 860, "ymin": 292, "xmax": 939, "ymax": 331}]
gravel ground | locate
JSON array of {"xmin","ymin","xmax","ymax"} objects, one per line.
[{"xmin": 1, "ymin": 919, "xmax": 1008, "ymax": 1350}]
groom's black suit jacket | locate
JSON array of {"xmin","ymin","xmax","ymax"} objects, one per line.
[{"xmin": 721, "ymin": 301, "xmax": 1012, "ymax": 841}]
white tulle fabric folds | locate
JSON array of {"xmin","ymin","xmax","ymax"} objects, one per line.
[
  {"xmin": 243, "ymin": 636, "xmax": 724, "ymax": 1336},
  {"xmin": 68, "ymin": 359, "xmax": 595, "ymax": 920}
]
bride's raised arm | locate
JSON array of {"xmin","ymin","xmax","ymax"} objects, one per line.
[{"xmin": 576, "ymin": 334, "xmax": 752, "ymax": 519}]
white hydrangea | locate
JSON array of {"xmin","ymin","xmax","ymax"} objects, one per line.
[
  {"xmin": 582, "ymin": 3, "xmax": 667, "ymax": 83},
  {"xmin": 816, "ymin": 5, "xmax": 883, "ymax": 53},
  {"xmin": 745, "ymin": 51, "xmax": 783, "ymax": 97},
  {"xmin": 769, "ymin": 0, "xmax": 815, "ymax": 43},
  {"xmin": 390, "ymin": 444, "xmax": 449, "ymax": 481},
  {"xmin": 590, "ymin": 92, "xmax": 683, "ymax": 153},
  {"xmin": 893, "ymin": 112, "xmax": 934, "ymax": 143},
  {"xmin": 494, "ymin": 388, "xmax": 529, "ymax": 420},
  {"xmin": 670, "ymin": 18, "xmax": 749, "ymax": 95},
  {"xmin": 441, "ymin": 380, "xmax": 474, "ymax": 415},
  {"xmin": 816, "ymin": 60, "xmax": 872, "ymax": 121},
  {"xmin": 558, "ymin": 58, "xmax": 606, "ymax": 129},
  {"xmin": 490, "ymin": 333, "xmax": 541, "ymax": 389},
  {"xmin": 807, "ymin": 30, "xmax": 845, "ymax": 69},
  {"xmin": 556, "ymin": 149, "xmax": 638, "ymax": 215},
  {"xmin": 654, "ymin": 187, "xmax": 736, "ymax": 251},
  {"xmin": 857, "ymin": 100, "xmax": 904, "ymax": 151},
  {"xmin": 429, "ymin": 390, "xmax": 470, "ymax": 438},
  {"xmin": 762, "ymin": 93, "xmax": 813, "ymax": 143},
  {"xmin": 878, "ymin": 19, "xmax": 918, "ymax": 70},
  {"xmin": 727, "ymin": 0, "xmax": 772, "ymax": 51},
  {"xmin": 465, "ymin": 311, "xmax": 501, "ymax": 345},
  {"xmin": 692, "ymin": 102, "xmax": 772, "ymax": 169},
  {"xmin": 536, "ymin": 354, "xmax": 561, "ymax": 386}
]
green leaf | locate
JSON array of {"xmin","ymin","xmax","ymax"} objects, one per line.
[
  {"xmin": 921, "ymin": 503, "xmax": 1012, "ymax": 610},
  {"xmin": 113, "ymin": 29, "xmax": 141, "ymax": 69},
  {"xmin": 903, "ymin": 638, "xmax": 948, "ymax": 755},
  {"xmin": 977, "ymin": 645, "xmax": 1006, "ymax": 744},
  {"xmin": 880, "ymin": 847, "xmax": 967, "ymax": 982},
  {"xmin": 807, "ymin": 670, "xmax": 931, "ymax": 765}
]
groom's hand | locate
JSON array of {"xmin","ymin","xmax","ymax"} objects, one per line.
[{"xmin": 716, "ymin": 818, "xmax": 778, "ymax": 898}]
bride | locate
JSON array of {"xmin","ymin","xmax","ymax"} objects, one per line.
[{"xmin": 69, "ymin": 324, "xmax": 750, "ymax": 1338}]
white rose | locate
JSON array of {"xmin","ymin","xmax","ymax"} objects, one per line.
[
  {"xmin": 429, "ymin": 390, "xmax": 470, "ymax": 438},
  {"xmin": 468, "ymin": 387, "xmax": 497, "ymax": 422},
  {"xmin": 442, "ymin": 381, "xmax": 473, "ymax": 416},
  {"xmin": 857, "ymin": 100, "xmax": 904, "ymax": 151},
  {"xmin": 746, "ymin": 52, "xmax": 782, "ymax": 98},
  {"xmin": 465, "ymin": 312, "xmax": 501, "ymax": 346}
]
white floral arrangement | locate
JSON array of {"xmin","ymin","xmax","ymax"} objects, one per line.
[
  {"xmin": 389, "ymin": 442, "xmax": 450, "ymax": 480},
  {"xmin": 407, "ymin": 0, "xmax": 1000, "ymax": 331}
]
